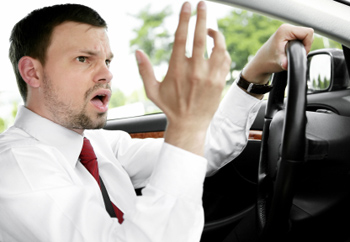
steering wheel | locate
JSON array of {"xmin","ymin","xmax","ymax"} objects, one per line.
[{"xmin": 256, "ymin": 40, "xmax": 308, "ymax": 241}]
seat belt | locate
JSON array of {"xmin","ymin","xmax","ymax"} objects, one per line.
[{"xmin": 99, "ymin": 176, "xmax": 117, "ymax": 218}]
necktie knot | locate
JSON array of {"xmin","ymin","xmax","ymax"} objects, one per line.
[
  {"xmin": 79, "ymin": 137, "xmax": 97, "ymax": 166},
  {"xmin": 79, "ymin": 137, "xmax": 100, "ymax": 186}
]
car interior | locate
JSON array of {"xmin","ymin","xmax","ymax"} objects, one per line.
[
  {"xmin": 3, "ymin": 0, "xmax": 348, "ymax": 241},
  {"xmin": 105, "ymin": 0, "xmax": 350, "ymax": 241}
]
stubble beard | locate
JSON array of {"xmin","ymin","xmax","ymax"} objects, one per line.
[{"xmin": 42, "ymin": 75, "xmax": 108, "ymax": 131}]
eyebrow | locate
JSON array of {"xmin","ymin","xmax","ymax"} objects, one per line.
[{"xmin": 78, "ymin": 49, "xmax": 114, "ymax": 60}]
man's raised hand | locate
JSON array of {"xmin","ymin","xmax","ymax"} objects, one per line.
[{"xmin": 136, "ymin": 1, "xmax": 231, "ymax": 156}]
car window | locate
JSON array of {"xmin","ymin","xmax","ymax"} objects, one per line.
[
  {"xmin": 105, "ymin": 2, "xmax": 343, "ymax": 119},
  {"xmin": 0, "ymin": 0, "xmax": 343, "ymax": 132}
]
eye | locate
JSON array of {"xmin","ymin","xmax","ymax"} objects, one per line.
[
  {"xmin": 76, "ymin": 56, "xmax": 87, "ymax": 63},
  {"xmin": 105, "ymin": 59, "xmax": 111, "ymax": 67}
]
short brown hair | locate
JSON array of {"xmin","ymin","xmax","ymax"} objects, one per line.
[{"xmin": 9, "ymin": 4, "xmax": 107, "ymax": 103}]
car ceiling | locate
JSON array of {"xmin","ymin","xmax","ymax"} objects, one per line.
[{"xmin": 208, "ymin": 0, "xmax": 350, "ymax": 48}]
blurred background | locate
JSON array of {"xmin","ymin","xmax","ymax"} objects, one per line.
[{"xmin": 0, "ymin": 0, "xmax": 341, "ymax": 132}]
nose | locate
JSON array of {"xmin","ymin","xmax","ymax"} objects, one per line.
[{"xmin": 94, "ymin": 61, "xmax": 113, "ymax": 84}]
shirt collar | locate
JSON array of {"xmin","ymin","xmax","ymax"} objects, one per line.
[{"xmin": 14, "ymin": 105, "xmax": 84, "ymax": 168}]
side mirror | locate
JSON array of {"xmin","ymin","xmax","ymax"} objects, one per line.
[{"xmin": 307, "ymin": 49, "xmax": 349, "ymax": 93}]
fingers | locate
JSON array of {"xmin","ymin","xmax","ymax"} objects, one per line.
[
  {"xmin": 135, "ymin": 50, "xmax": 159, "ymax": 102},
  {"xmin": 192, "ymin": 1, "xmax": 207, "ymax": 59},
  {"xmin": 208, "ymin": 28, "xmax": 231, "ymax": 75},
  {"xmin": 291, "ymin": 26, "xmax": 314, "ymax": 53},
  {"xmin": 271, "ymin": 24, "xmax": 314, "ymax": 70},
  {"xmin": 171, "ymin": 2, "xmax": 191, "ymax": 63},
  {"xmin": 171, "ymin": 1, "xmax": 208, "ymax": 62},
  {"xmin": 208, "ymin": 29, "xmax": 228, "ymax": 62},
  {"xmin": 278, "ymin": 24, "xmax": 314, "ymax": 53}
]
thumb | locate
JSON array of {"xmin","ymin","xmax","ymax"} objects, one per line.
[
  {"xmin": 281, "ymin": 56, "xmax": 288, "ymax": 70},
  {"xmin": 135, "ymin": 50, "xmax": 159, "ymax": 101}
]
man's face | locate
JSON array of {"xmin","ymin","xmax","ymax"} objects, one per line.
[{"xmin": 41, "ymin": 21, "xmax": 113, "ymax": 133}]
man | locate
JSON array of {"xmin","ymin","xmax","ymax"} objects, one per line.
[{"xmin": 0, "ymin": 1, "xmax": 313, "ymax": 241}]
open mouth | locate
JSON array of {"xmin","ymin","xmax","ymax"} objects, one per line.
[{"xmin": 90, "ymin": 90, "xmax": 111, "ymax": 113}]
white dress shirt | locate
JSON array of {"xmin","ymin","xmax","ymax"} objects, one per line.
[{"xmin": 0, "ymin": 84, "xmax": 261, "ymax": 242}]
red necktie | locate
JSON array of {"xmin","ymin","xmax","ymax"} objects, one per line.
[{"xmin": 79, "ymin": 137, "xmax": 124, "ymax": 223}]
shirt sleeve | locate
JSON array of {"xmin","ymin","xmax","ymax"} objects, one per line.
[
  {"xmin": 103, "ymin": 82, "xmax": 262, "ymax": 183},
  {"xmin": 205, "ymin": 83, "xmax": 262, "ymax": 176},
  {"xmin": 120, "ymin": 142, "xmax": 207, "ymax": 242},
  {"xmin": 100, "ymin": 129, "xmax": 164, "ymax": 188}
]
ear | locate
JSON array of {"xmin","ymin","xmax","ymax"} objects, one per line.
[{"xmin": 18, "ymin": 56, "xmax": 42, "ymax": 88}]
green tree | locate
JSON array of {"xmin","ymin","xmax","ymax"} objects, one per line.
[
  {"xmin": 311, "ymin": 35, "xmax": 342, "ymax": 51},
  {"xmin": 130, "ymin": 5, "xmax": 173, "ymax": 65},
  {"xmin": 0, "ymin": 118, "xmax": 5, "ymax": 133},
  {"xmin": 12, "ymin": 102, "xmax": 18, "ymax": 118},
  {"xmin": 218, "ymin": 9, "xmax": 342, "ymax": 83},
  {"xmin": 0, "ymin": 102, "xmax": 18, "ymax": 133},
  {"xmin": 109, "ymin": 88, "xmax": 126, "ymax": 108},
  {"xmin": 218, "ymin": 10, "xmax": 283, "ymax": 75},
  {"xmin": 126, "ymin": 88, "xmax": 147, "ymax": 104}
]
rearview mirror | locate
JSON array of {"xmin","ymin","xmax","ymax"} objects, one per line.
[
  {"xmin": 307, "ymin": 49, "xmax": 349, "ymax": 93},
  {"xmin": 307, "ymin": 54, "xmax": 331, "ymax": 92}
]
